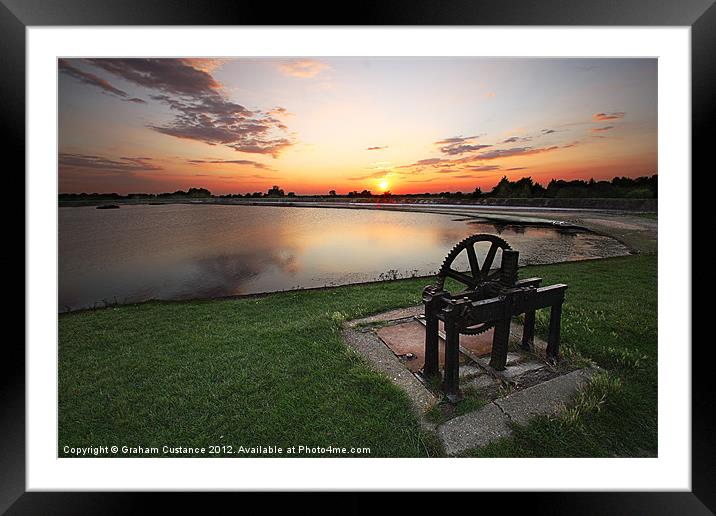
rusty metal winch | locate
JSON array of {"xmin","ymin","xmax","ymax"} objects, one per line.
[{"xmin": 420, "ymin": 234, "xmax": 567, "ymax": 401}]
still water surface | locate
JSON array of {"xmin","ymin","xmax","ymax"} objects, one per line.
[{"xmin": 59, "ymin": 204, "xmax": 629, "ymax": 311}]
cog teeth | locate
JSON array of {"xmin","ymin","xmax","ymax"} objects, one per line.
[{"xmin": 433, "ymin": 233, "xmax": 512, "ymax": 290}]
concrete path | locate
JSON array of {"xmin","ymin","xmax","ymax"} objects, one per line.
[{"xmin": 438, "ymin": 368, "xmax": 597, "ymax": 455}]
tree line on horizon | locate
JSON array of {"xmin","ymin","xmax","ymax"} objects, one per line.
[{"xmin": 58, "ymin": 175, "xmax": 657, "ymax": 201}]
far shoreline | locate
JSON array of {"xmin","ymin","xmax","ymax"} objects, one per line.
[{"xmin": 59, "ymin": 195, "xmax": 657, "ymax": 213}]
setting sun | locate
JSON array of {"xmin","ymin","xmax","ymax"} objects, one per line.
[{"xmin": 378, "ymin": 179, "xmax": 390, "ymax": 191}]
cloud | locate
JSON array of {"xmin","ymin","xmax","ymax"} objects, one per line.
[
  {"xmin": 269, "ymin": 107, "xmax": 292, "ymax": 116},
  {"xmin": 59, "ymin": 59, "xmax": 145, "ymax": 103},
  {"xmin": 465, "ymin": 165, "xmax": 501, "ymax": 171},
  {"xmin": 86, "ymin": 58, "xmax": 222, "ymax": 96},
  {"xmin": 180, "ymin": 58, "xmax": 230, "ymax": 73},
  {"xmin": 453, "ymin": 173, "xmax": 499, "ymax": 179},
  {"xmin": 434, "ymin": 135, "xmax": 480, "ymax": 145},
  {"xmin": 277, "ymin": 59, "xmax": 329, "ymax": 78},
  {"xmin": 593, "ymin": 112, "xmax": 625, "ymax": 121},
  {"xmin": 366, "ymin": 146, "xmax": 388, "ymax": 151},
  {"xmin": 59, "ymin": 153, "xmax": 161, "ymax": 173},
  {"xmin": 82, "ymin": 58, "xmax": 294, "ymax": 157},
  {"xmin": 503, "ymin": 136, "xmax": 532, "ymax": 143},
  {"xmin": 398, "ymin": 133, "xmax": 569, "ymax": 175},
  {"xmin": 505, "ymin": 167, "xmax": 528, "ymax": 171},
  {"xmin": 475, "ymin": 146, "xmax": 559, "ymax": 160},
  {"xmin": 399, "ymin": 158, "xmax": 449, "ymax": 168},
  {"xmin": 433, "ymin": 135, "xmax": 491, "ymax": 156},
  {"xmin": 439, "ymin": 144, "xmax": 492, "ymax": 156},
  {"xmin": 397, "ymin": 154, "xmax": 491, "ymax": 173},
  {"xmin": 591, "ymin": 126, "xmax": 614, "ymax": 133},
  {"xmin": 187, "ymin": 159, "xmax": 273, "ymax": 170},
  {"xmin": 250, "ymin": 174, "xmax": 284, "ymax": 179},
  {"xmin": 504, "ymin": 128, "xmax": 564, "ymax": 143}
]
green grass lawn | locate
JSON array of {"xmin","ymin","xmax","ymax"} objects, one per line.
[{"xmin": 59, "ymin": 253, "xmax": 657, "ymax": 458}]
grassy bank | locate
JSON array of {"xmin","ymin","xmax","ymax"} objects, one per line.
[
  {"xmin": 466, "ymin": 254, "xmax": 657, "ymax": 457},
  {"xmin": 59, "ymin": 254, "xmax": 657, "ymax": 457}
]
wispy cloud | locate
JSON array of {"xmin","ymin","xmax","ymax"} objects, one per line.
[
  {"xmin": 503, "ymin": 136, "xmax": 532, "ymax": 143},
  {"xmin": 187, "ymin": 159, "xmax": 273, "ymax": 170},
  {"xmin": 474, "ymin": 146, "xmax": 560, "ymax": 160},
  {"xmin": 591, "ymin": 125, "xmax": 615, "ymax": 133},
  {"xmin": 434, "ymin": 135, "xmax": 480, "ymax": 145},
  {"xmin": 59, "ymin": 59, "xmax": 145, "ymax": 104},
  {"xmin": 269, "ymin": 107, "xmax": 292, "ymax": 116},
  {"xmin": 59, "ymin": 153, "xmax": 161, "ymax": 173},
  {"xmin": 277, "ymin": 59, "xmax": 329, "ymax": 78},
  {"xmin": 434, "ymin": 135, "xmax": 491, "ymax": 156},
  {"xmin": 439, "ymin": 143, "xmax": 492, "ymax": 156},
  {"xmin": 366, "ymin": 146, "xmax": 388, "ymax": 151},
  {"xmin": 465, "ymin": 165, "xmax": 502, "ymax": 171},
  {"xmin": 593, "ymin": 112, "xmax": 625, "ymax": 121},
  {"xmin": 180, "ymin": 58, "xmax": 231, "ymax": 73},
  {"xmin": 86, "ymin": 58, "xmax": 221, "ymax": 96}
]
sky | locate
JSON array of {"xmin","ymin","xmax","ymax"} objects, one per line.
[{"xmin": 58, "ymin": 57, "xmax": 657, "ymax": 195}]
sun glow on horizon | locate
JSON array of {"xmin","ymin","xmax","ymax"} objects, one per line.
[{"xmin": 58, "ymin": 57, "xmax": 657, "ymax": 195}]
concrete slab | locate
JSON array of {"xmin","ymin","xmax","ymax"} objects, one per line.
[
  {"xmin": 459, "ymin": 364, "xmax": 482, "ymax": 379},
  {"xmin": 473, "ymin": 353, "xmax": 548, "ymax": 383},
  {"xmin": 464, "ymin": 374, "xmax": 501, "ymax": 390},
  {"xmin": 438, "ymin": 403, "xmax": 512, "ymax": 456},
  {"xmin": 437, "ymin": 369, "xmax": 597, "ymax": 455},
  {"xmin": 494, "ymin": 368, "xmax": 597, "ymax": 425}
]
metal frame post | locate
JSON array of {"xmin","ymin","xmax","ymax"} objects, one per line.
[
  {"xmin": 521, "ymin": 309, "xmax": 535, "ymax": 350},
  {"xmin": 546, "ymin": 300, "xmax": 563, "ymax": 361},
  {"xmin": 489, "ymin": 302, "xmax": 511, "ymax": 371},
  {"xmin": 422, "ymin": 289, "xmax": 440, "ymax": 379},
  {"xmin": 442, "ymin": 307, "xmax": 461, "ymax": 401}
]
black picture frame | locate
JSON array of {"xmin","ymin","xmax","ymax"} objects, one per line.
[{"xmin": 5, "ymin": 0, "xmax": 710, "ymax": 511}]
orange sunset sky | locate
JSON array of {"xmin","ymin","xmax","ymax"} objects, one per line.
[{"xmin": 58, "ymin": 57, "xmax": 657, "ymax": 195}]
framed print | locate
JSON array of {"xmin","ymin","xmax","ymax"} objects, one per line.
[{"xmin": 5, "ymin": 0, "xmax": 712, "ymax": 511}]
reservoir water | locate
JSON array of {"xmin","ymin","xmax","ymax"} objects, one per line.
[{"xmin": 59, "ymin": 204, "xmax": 630, "ymax": 311}]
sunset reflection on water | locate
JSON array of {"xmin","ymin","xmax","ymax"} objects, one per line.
[{"xmin": 59, "ymin": 204, "xmax": 629, "ymax": 311}]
